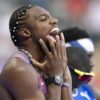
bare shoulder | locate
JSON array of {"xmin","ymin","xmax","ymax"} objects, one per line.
[
  {"xmin": 0, "ymin": 57, "xmax": 45, "ymax": 100},
  {"xmin": 1, "ymin": 57, "xmax": 37, "ymax": 80}
]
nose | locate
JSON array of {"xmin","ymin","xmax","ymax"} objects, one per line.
[{"xmin": 49, "ymin": 17, "xmax": 58, "ymax": 25}]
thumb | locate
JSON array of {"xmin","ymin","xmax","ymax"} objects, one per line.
[{"xmin": 31, "ymin": 58, "xmax": 47, "ymax": 70}]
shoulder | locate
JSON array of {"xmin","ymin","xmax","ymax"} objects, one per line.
[
  {"xmin": 1, "ymin": 56, "xmax": 36, "ymax": 75},
  {"xmin": 0, "ymin": 57, "xmax": 45, "ymax": 99},
  {"xmin": 0, "ymin": 57, "xmax": 39, "ymax": 89}
]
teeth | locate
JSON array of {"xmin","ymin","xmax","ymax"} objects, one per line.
[
  {"xmin": 51, "ymin": 28, "xmax": 59, "ymax": 33},
  {"xmin": 48, "ymin": 28, "xmax": 60, "ymax": 43}
]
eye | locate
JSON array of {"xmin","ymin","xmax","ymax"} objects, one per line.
[{"xmin": 39, "ymin": 15, "xmax": 48, "ymax": 21}]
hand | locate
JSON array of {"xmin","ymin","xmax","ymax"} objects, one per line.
[
  {"xmin": 63, "ymin": 67, "xmax": 72, "ymax": 85},
  {"xmin": 32, "ymin": 33, "xmax": 68, "ymax": 77}
]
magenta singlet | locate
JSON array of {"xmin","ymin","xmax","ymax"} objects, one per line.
[{"xmin": 14, "ymin": 51, "xmax": 47, "ymax": 96}]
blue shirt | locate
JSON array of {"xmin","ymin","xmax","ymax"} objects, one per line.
[{"xmin": 73, "ymin": 84, "xmax": 96, "ymax": 100}]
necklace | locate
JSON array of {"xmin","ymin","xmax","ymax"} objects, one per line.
[
  {"xmin": 19, "ymin": 49, "xmax": 34, "ymax": 66},
  {"xmin": 20, "ymin": 48, "xmax": 47, "ymax": 67},
  {"xmin": 19, "ymin": 49, "xmax": 46, "ymax": 76}
]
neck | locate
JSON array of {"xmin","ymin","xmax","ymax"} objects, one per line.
[{"xmin": 19, "ymin": 43, "xmax": 45, "ymax": 63}]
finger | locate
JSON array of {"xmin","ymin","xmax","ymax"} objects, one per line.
[
  {"xmin": 60, "ymin": 32, "xmax": 65, "ymax": 43},
  {"xmin": 31, "ymin": 58, "xmax": 47, "ymax": 70},
  {"xmin": 60, "ymin": 32, "xmax": 66, "ymax": 58},
  {"xmin": 39, "ymin": 39, "xmax": 51, "ymax": 57},
  {"xmin": 47, "ymin": 35, "xmax": 56, "ymax": 55},
  {"xmin": 55, "ymin": 35, "xmax": 61, "ymax": 57}
]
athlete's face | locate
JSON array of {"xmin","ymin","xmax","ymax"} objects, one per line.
[{"xmin": 26, "ymin": 6, "xmax": 59, "ymax": 47}]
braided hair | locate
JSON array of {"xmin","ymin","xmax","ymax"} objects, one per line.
[{"xmin": 9, "ymin": 5, "xmax": 34, "ymax": 47}]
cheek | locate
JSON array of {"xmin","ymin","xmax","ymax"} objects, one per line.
[
  {"xmin": 38, "ymin": 28, "xmax": 49, "ymax": 42},
  {"xmin": 35, "ymin": 21, "xmax": 50, "ymax": 41}
]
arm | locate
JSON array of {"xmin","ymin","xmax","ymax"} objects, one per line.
[
  {"xmin": 32, "ymin": 33, "xmax": 73, "ymax": 100},
  {"xmin": 47, "ymin": 84, "xmax": 61, "ymax": 100},
  {"xmin": 0, "ymin": 85, "xmax": 12, "ymax": 100},
  {"xmin": 1, "ymin": 59, "xmax": 45, "ymax": 100},
  {"xmin": 1, "ymin": 58, "xmax": 62, "ymax": 100},
  {"xmin": 61, "ymin": 67, "xmax": 73, "ymax": 100}
]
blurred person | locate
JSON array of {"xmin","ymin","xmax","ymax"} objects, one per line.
[
  {"xmin": 63, "ymin": 27, "xmax": 94, "ymax": 67},
  {"xmin": 67, "ymin": 46, "xmax": 95, "ymax": 100},
  {"xmin": 62, "ymin": 27, "xmax": 100, "ymax": 99},
  {"xmin": 0, "ymin": 5, "xmax": 73, "ymax": 100}
]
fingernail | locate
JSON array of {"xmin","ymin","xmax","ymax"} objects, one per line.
[
  {"xmin": 47, "ymin": 35, "xmax": 50, "ymax": 38},
  {"xmin": 39, "ymin": 39, "xmax": 43, "ymax": 42},
  {"xmin": 61, "ymin": 32, "xmax": 63, "ymax": 35}
]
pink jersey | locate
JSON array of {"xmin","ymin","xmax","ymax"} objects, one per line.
[{"xmin": 14, "ymin": 51, "xmax": 47, "ymax": 96}]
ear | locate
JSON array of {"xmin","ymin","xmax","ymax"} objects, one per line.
[{"xmin": 18, "ymin": 28, "xmax": 31, "ymax": 38}]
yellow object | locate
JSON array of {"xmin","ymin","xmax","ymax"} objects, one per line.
[{"xmin": 74, "ymin": 69, "xmax": 95, "ymax": 76}]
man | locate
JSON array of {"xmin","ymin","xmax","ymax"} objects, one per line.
[
  {"xmin": 62, "ymin": 27, "xmax": 100, "ymax": 99},
  {"xmin": 0, "ymin": 5, "xmax": 72, "ymax": 100},
  {"xmin": 63, "ymin": 27, "xmax": 95, "ymax": 68},
  {"xmin": 67, "ymin": 46, "xmax": 95, "ymax": 100}
]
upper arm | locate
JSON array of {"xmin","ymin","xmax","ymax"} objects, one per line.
[
  {"xmin": 0, "ymin": 85, "xmax": 12, "ymax": 100},
  {"xmin": 1, "ymin": 58, "xmax": 45, "ymax": 100}
]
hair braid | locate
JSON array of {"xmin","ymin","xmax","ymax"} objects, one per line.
[{"xmin": 9, "ymin": 5, "xmax": 34, "ymax": 47}]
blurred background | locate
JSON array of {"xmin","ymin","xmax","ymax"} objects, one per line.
[{"xmin": 0, "ymin": 0, "xmax": 100, "ymax": 92}]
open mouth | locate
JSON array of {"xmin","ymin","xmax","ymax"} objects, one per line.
[
  {"xmin": 48, "ymin": 28, "xmax": 60, "ymax": 43},
  {"xmin": 49, "ymin": 28, "xmax": 60, "ymax": 36}
]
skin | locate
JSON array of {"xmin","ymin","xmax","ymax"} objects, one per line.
[{"xmin": 0, "ymin": 6, "xmax": 72, "ymax": 100}]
